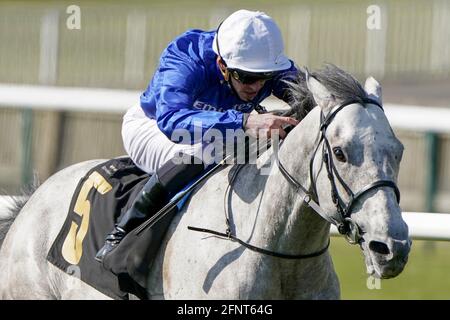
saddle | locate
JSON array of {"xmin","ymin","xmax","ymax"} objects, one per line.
[{"xmin": 47, "ymin": 157, "xmax": 182, "ymax": 300}]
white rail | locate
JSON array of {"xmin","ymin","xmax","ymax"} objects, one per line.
[
  {"xmin": 384, "ymin": 105, "xmax": 450, "ymax": 134},
  {"xmin": 330, "ymin": 212, "xmax": 450, "ymax": 241},
  {"xmin": 1, "ymin": 84, "xmax": 450, "ymax": 133},
  {"xmin": 0, "ymin": 84, "xmax": 139, "ymax": 113}
]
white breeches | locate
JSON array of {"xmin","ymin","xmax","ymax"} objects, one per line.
[{"xmin": 122, "ymin": 105, "xmax": 209, "ymax": 174}]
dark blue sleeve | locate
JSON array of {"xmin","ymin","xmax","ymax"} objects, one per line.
[
  {"xmin": 272, "ymin": 61, "xmax": 299, "ymax": 103},
  {"xmin": 154, "ymin": 57, "xmax": 244, "ymax": 143}
]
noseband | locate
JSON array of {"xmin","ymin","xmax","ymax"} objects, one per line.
[{"xmin": 277, "ymin": 98, "xmax": 400, "ymax": 244}]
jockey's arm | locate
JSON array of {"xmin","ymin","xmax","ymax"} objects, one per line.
[{"xmin": 146, "ymin": 60, "xmax": 246, "ymax": 144}]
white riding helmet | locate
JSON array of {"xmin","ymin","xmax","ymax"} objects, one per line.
[{"xmin": 212, "ymin": 10, "xmax": 291, "ymax": 73}]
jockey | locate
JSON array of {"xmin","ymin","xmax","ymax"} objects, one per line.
[{"xmin": 96, "ymin": 9, "xmax": 299, "ymax": 262}]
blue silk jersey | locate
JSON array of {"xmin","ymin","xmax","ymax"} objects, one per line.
[{"xmin": 140, "ymin": 29, "xmax": 298, "ymax": 143}]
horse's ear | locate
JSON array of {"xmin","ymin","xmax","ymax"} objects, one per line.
[
  {"xmin": 305, "ymin": 68, "xmax": 335, "ymax": 114},
  {"xmin": 364, "ymin": 76, "xmax": 382, "ymax": 105}
]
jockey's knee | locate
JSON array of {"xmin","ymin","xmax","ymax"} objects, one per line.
[{"xmin": 157, "ymin": 154, "xmax": 205, "ymax": 195}]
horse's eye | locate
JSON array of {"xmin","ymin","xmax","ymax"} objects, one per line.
[{"xmin": 333, "ymin": 147, "xmax": 346, "ymax": 162}]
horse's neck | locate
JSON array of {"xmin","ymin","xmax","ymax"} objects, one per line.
[{"xmin": 249, "ymin": 107, "xmax": 330, "ymax": 256}]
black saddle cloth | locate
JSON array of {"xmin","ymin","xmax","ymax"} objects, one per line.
[{"xmin": 47, "ymin": 157, "xmax": 177, "ymax": 300}]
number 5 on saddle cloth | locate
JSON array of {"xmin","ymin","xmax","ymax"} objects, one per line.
[{"xmin": 47, "ymin": 156, "xmax": 204, "ymax": 300}]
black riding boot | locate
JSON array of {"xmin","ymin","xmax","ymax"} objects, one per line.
[
  {"xmin": 95, "ymin": 173, "xmax": 167, "ymax": 263},
  {"xmin": 95, "ymin": 154, "xmax": 205, "ymax": 263}
]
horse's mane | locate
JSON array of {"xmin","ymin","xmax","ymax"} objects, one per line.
[{"xmin": 286, "ymin": 64, "xmax": 368, "ymax": 120}]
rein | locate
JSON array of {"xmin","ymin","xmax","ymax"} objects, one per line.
[
  {"xmin": 189, "ymin": 158, "xmax": 331, "ymax": 260},
  {"xmin": 187, "ymin": 226, "xmax": 330, "ymax": 259},
  {"xmin": 187, "ymin": 110, "xmax": 332, "ymax": 260}
]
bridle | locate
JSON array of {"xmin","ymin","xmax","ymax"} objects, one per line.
[
  {"xmin": 277, "ymin": 97, "xmax": 401, "ymax": 245},
  {"xmin": 187, "ymin": 97, "xmax": 400, "ymax": 259}
]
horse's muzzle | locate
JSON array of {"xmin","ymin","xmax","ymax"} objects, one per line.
[{"xmin": 364, "ymin": 237, "xmax": 412, "ymax": 279}]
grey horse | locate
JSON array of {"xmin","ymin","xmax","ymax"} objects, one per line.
[{"xmin": 0, "ymin": 65, "xmax": 411, "ymax": 299}]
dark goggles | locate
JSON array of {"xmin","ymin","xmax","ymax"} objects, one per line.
[{"xmin": 228, "ymin": 68, "xmax": 277, "ymax": 84}]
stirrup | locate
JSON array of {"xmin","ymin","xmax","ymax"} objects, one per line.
[{"xmin": 95, "ymin": 227, "xmax": 126, "ymax": 263}]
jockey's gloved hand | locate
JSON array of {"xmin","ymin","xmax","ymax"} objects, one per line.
[{"xmin": 244, "ymin": 113, "xmax": 299, "ymax": 139}]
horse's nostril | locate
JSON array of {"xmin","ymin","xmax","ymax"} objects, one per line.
[{"xmin": 369, "ymin": 241, "xmax": 390, "ymax": 255}]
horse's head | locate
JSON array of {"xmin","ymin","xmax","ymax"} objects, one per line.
[{"xmin": 303, "ymin": 65, "xmax": 411, "ymax": 279}]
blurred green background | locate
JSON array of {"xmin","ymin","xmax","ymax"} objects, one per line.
[
  {"xmin": 331, "ymin": 238, "xmax": 450, "ymax": 299},
  {"xmin": 0, "ymin": 0, "xmax": 449, "ymax": 299}
]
